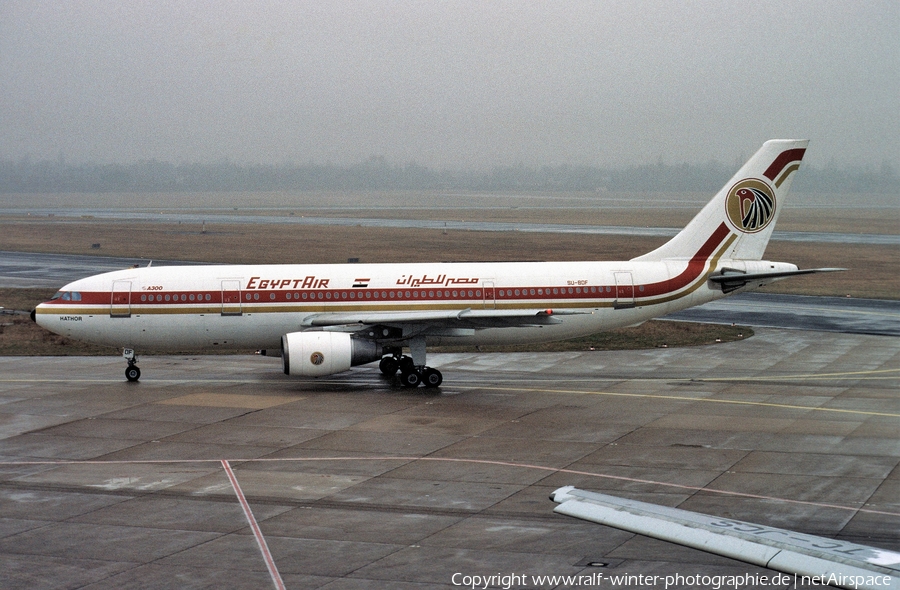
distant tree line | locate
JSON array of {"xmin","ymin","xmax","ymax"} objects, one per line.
[{"xmin": 0, "ymin": 156, "xmax": 896, "ymax": 194}]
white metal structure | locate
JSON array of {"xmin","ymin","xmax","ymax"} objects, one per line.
[
  {"xmin": 551, "ymin": 486, "xmax": 899, "ymax": 590},
  {"xmin": 33, "ymin": 140, "xmax": 839, "ymax": 385}
]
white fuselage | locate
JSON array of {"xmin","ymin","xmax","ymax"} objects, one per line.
[{"xmin": 34, "ymin": 249, "xmax": 786, "ymax": 352}]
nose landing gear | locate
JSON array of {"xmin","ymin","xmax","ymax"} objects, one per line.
[{"xmin": 123, "ymin": 348, "xmax": 141, "ymax": 382}]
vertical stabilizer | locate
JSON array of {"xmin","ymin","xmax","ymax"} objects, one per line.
[{"xmin": 633, "ymin": 139, "xmax": 808, "ymax": 262}]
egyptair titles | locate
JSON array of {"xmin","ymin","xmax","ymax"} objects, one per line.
[
  {"xmin": 246, "ymin": 276, "xmax": 330, "ymax": 290},
  {"xmin": 244, "ymin": 274, "xmax": 480, "ymax": 290},
  {"xmin": 395, "ymin": 274, "xmax": 479, "ymax": 288}
]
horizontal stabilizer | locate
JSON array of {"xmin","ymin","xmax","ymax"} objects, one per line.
[
  {"xmin": 551, "ymin": 486, "xmax": 899, "ymax": 589},
  {"xmin": 710, "ymin": 267, "xmax": 846, "ymax": 293}
]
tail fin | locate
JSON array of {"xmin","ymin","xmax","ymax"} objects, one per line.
[{"xmin": 633, "ymin": 139, "xmax": 808, "ymax": 262}]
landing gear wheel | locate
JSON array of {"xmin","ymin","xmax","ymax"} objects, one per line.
[
  {"xmin": 125, "ymin": 365, "xmax": 141, "ymax": 382},
  {"xmin": 379, "ymin": 356, "xmax": 399, "ymax": 376},
  {"xmin": 400, "ymin": 370, "xmax": 421, "ymax": 388},
  {"xmin": 398, "ymin": 355, "xmax": 415, "ymax": 375},
  {"xmin": 422, "ymin": 368, "xmax": 443, "ymax": 388}
]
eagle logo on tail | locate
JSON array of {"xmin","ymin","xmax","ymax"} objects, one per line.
[{"xmin": 725, "ymin": 179, "xmax": 776, "ymax": 233}]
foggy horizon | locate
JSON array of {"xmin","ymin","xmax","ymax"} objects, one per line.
[{"xmin": 2, "ymin": 2, "xmax": 898, "ymax": 171}]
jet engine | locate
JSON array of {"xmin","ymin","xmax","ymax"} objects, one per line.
[{"xmin": 281, "ymin": 331, "xmax": 381, "ymax": 377}]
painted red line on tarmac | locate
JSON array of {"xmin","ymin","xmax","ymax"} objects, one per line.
[{"xmin": 221, "ymin": 460, "xmax": 285, "ymax": 590}]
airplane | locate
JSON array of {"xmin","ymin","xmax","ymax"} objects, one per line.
[{"xmin": 32, "ymin": 139, "xmax": 841, "ymax": 387}]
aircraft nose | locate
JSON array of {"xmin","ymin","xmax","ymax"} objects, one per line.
[{"xmin": 30, "ymin": 309, "xmax": 36, "ymax": 323}]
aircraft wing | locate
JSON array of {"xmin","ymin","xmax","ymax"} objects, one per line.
[
  {"xmin": 710, "ymin": 267, "xmax": 845, "ymax": 293},
  {"xmin": 551, "ymin": 486, "xmax": 900, "ymax": 588},
  {"xmin": 301, "ymin": 307, "xmax": 592, "ymax": 330}
]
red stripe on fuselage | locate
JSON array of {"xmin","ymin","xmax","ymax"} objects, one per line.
[
  {"xmin": 763, "ymin": 148, "xmax": 806, "ymax": 181},
  {"xmin": 637, "ymin": 222, "xmax": 731, "ymax": 297}
]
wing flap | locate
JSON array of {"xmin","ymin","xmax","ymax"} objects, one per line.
[
  {"xmin": 551, "ymin": 486, "xmax": 900, "ymax": 580},
  {"xmin": 302, "ymin": 307, "xmax": 592, "ymax": 329}
]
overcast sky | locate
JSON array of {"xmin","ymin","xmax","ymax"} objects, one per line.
[{"xmin": 1, "ymin": 1, "xmax": 897, "ymax": 170}]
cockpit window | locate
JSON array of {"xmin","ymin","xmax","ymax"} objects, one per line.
[
  {"xmin": 71, "ymin": 292, "xmax": 82, "ymax": 301},
  {"xmin": 51, "ymin": 292, "xmax": 63, "ymax": 301},
  {"xmin": 61, "ymin": 292, "xmax": 71, "ymax": 301}
]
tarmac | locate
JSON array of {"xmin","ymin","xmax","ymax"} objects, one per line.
[{"xmin": 0, "ymin": 328, "xmax": 897, "ymax": 589}]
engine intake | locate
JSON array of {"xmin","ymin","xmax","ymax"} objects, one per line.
[{"xmin": 281, "ymin": 331, "xmax": 381, "ymax": 377}]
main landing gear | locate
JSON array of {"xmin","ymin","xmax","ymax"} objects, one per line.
[
  {"xmin": 379, "ymin": 355, "xmax": 443, "ymax": 388},
  {"xmin": 379, "ymin": 341, "xmax": 442, "ymax": 388},
  {"xmin": 123, "ymin": 348, "xmax": 141, "ymax": 382}
]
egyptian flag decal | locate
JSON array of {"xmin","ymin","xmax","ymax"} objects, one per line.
[{"xmin": 353, "ymin": 278, "xmax": 370, "ymax": 288}]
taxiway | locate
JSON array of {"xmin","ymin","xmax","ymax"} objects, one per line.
[{"xmin": 0, "ymin": 328, "xmax": 897, "ymax": 588}]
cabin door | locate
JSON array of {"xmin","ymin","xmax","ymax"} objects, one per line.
[
  {"xmin": 110, "ymin": 280, "xmax": 132, "ymax": 317},
  {"xmin": 221, "ymin": 280, "xmax": 243, "ymax": 316},
  {"xmin": 482, "ymin": 281, "xmax": 496, "ymax": 309},
  {"xmin": 613, "ymin": 272, "xmax": 635, "ymax": 309}
]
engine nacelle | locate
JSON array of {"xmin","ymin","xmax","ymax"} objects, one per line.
[{"xmin": 281, "ymin": 331, "xmax": 381, "ymax": 377}]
